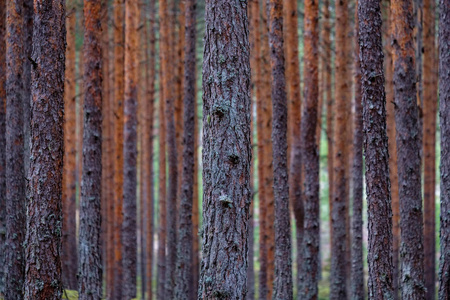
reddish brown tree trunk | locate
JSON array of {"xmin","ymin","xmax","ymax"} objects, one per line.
[
  {"xmin": 0, "ymin": 0, "xmax": 5, "ymax": 294},
  {"xmin": 391, "ymin": 0, "xmax": 425, "ymax": 297},
  {"xmin": 24, "ymin": 0, "xmax": 66, "ymax": 297}
]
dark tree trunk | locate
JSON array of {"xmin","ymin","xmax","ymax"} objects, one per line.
[
  {"xmin": 391, "ymin": 0, "xmax": 425, "ymax": 297},
  {"xmin": 78, "ymin": 0, "xmax": 103, "ymax": 298},
  {"xmin": 438, "ymin": 0, "xmax": 450, "ymax": 297},
  {"xmin": 175, "ymin": 0, "xmax": 196, "ymax": 299},
  {"xmin": 5, "ymin": 1, "xmax": 26, "ymax": 298},
  {"xmin": 266, "ymin": 1, "xmax": 293, "ymax": 299},
  {"xmin": 199, "ymin": 0, "xmax": 252, "ymax": 298},
  {"xmin": 0, "ymin": 0, "xmax": 5, "ymax": 294},
  {"xmin": 62, "ymin": 0, "xmax": 78, "ymax": 290},
  {"xmin": 350, "ymin": 2, "xmax": 364, "ymax": 299},
  {"xmin": 298, "ymin": 0, "xmax": 319, "ymax": 298},
  {"xmin": 24, "ymin": 0, "xmax": 66, "ymax": 298},
  {"xmin": 330, "ymin": 0, "xmax": 350, "ymax": 297},
  {"xmin": 122, "ymin": 0, "xmax": 138, "ymax": 298}
]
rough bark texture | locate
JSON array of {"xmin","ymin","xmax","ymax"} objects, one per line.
[
  {"xmin": 359, "ymin": 1, "xmax": 395, "ymax": 298},
  {"xmin": 284, "ymin": 0, "xmax": 304, "ymax": 292},
  {"xmin": 350, "ymin": 3, "xmax": 364, "ymax": 299},
  {"xmin": 0, "ymin": 0, "xmax": 6, "ymax": 294},
  {"xmin": 78, "ymin": 0, "xmax": 103, "ymax": 298},
  {"xmin": 383, "ymin": 1, "xmax": 400, "ymax": 297},
  {"xmin": 330, "ymin": 0, "xmax": 350, "ymax": 297},
  {"xmin": 422, "ymin": 0, "xmax": 437, "ymax": 297},
  {"xmin": 62, "ymin": 0, "xmax": 78, "ymax": 290},
  {"xmin": 199, "ymin": 0, "xmax": 252, "ymax": 298},
  {"xmin": 113, "ymin": 1, "xmax": 124, "ymax": 298},
  {"xmin": 175, "ymin": 0, "xmax": 196, "ymax": 299},
  {"xmin": 267, "ymin": 1, "xmax": 293, "ymax": 299},
  {"xmin": 438, "ymin": 0, "xmax": 450, "ymax": 297},
  {"xmin": 299, "ymin": 0, "xmax": 319, "ymax": 298},
  {"xmin": 122, "ymin": 0, "xmax": 138, "ymax": 297},
  {"xmin": 24, "ymin": 0, "xmax": 66, "ymax": 298},
  {"xmin": 391, "ymin": 0, "xmax": 425, "ymax": 297},
  {"xmin": 5, "ymin": 0, "xmax": 26, "ymax": 297}
]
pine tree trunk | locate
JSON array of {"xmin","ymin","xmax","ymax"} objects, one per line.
[
  {"xmin": 78, "ymin": 1, "xmax": 103, "ymax": 298},
  {"xmin": 330, "ymin": 0, "xmax": 350, "ymax": 297},
  {"xmin": 24, "ymin": 0, "xmax": 66, "ymax": 297},
  {"xmin": 266, "ymin": 1, "xmax": 293, "ymax": 299},
  {"xmin": 192, "ymin": 117, "xmax": 199, "ymax": 296},
  {"xmin": 113, "ymin": 1, "xmax": 125, "ymax": 298},
  {"xmin": 0, "ymin": 1, "xmax": 6, "ymax": 294},
  {"xmin": 391, "ymin": 0, "xmax": 425, "ymax": 297},
  {"xmin": 299, "ymin": 0, "xmax": 320, "ymax": 297},
  {"xmin": 422, "ymin": 0, "xmax": 437, "ymax": 297},
  {"xmin": 199, "ymin": 0, "xmax": 252, "ymax": 298},
  {"xmin": 5, "ymin": 1, "xmax": 26, "ymax": 297},
  {"xmin": 438, "ymin": 0, "xmax": 450, "ymax": 296},
  {"xmin": 350, "ymin": 3, "xmax": 363, "ymax": 298},
  {"xmin": 62, "ymin": 0, "xmax": 79, "ymax": 290}
]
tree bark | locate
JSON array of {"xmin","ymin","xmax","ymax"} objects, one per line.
[
  {"xmin": 391, "ymin": 0, "xmax": 426, "ymax": 297},
  {"xmin": 266, "ymin": 1, "xmax": 293, "ymax": 299},
  {"xmin": 0, "ymin": 0, "xmax": 6, "ymax": 294},
  {"xmin": 330, "ymin": 0, "xmax": 350, "ymax": 297},
  {"xmin": 351, "ymin": 2, "xmax": 363, "ymax": 299},
  {"xmin": 175, "ymin": 0, "xmax": 196, "ymax": 299},
  {"xmin": 24, "ymin": 0, "xmax": 66, "ymax": 297},
  {"xmin": 198, "ymin": 0, "xmax": 252, "ymax": 298},
  {"xmin": 438, "ymin": 0, "xmax": 450, "ymax": 296},
  {"xmin": 5, "ymin": 0, "xmax": 26, "ymax": 297},
  {"xmin": 62, "ymin": 0, "xmax": 78, "ymax": 290},
  {"xmin": 422, "ymin": 0, "xmax": 437, "ymax": 297},
  {"xmin": 299, "ymin": 0, "xmax": 320, "ymax": 297},
  {"xmin": 78, "ymin": 1, "xmax": 103, "ymax": 298}
]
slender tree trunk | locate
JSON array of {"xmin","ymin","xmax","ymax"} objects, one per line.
[
  {"xmin": 78, "ymin": 1, "xmax": 103, "ymax": 298},
  {"xmin": 422, "ymin": 0, "xmax": 437, "ymax": 297},
  {"xmin": 192, "ymin": 114, "xmax": 199, "ymax": 296},
  {"xmin": 175, "ymin": 0, "xmax": 196, "ymax": 297},
  {"xmin": 24, "ymin": 0, "xmax": 65, "ymax": 297},
  {"xmin": 358, "ymin": 0, "xmax": 395, "ymax": 298},
  {"xmin": 350, "ymin": 2, "xmax": 363, "ymax": 298},
  {"xmin": 383, "ymin": 1, "xmax": 400, "ymax": 298},
  {"xmin": 5, "ymin": 1, "xmax": 26, "ymax": 297},
  {"xmin": 0, "ymin": 1, "xmax": 6, "ymax": 294},
  {"xmin": 113, "ymin": 1, "xmax": 125, "ymax": 298},
  {"xmin": 284, "ymin": 0, "xmax": 304, "ymax": 293},
  {"xmin": 391, "ymin": 0, "xmax": 425, "ymax": 297},
  {"xmin": 414, "ymin": 0, "xmax": 423, "ymax": 156},
  {"xmin": 438, "ymin": 0, "xmax": 450, "ymax": 296},
  {"xmin": 77, "ymin": 0, "xmax": 85, "ymax": 210},
  {"xmin": 330, "ymin": 0, "xmax": 350, "ymax": 297},
  {"xmin": 299, "ymin": 0, "xmax": 320, "ymax": 297},
  {"xmin": 198, "ymin": 0, "xmax": 252, "ymax": 298},
  {"xmin": 266, "ymin": 1, "xmax": 293, "ymax": 299},
  {"xmin": 62, "ymin": 0, "xmax": 78, "ymax": 290}
]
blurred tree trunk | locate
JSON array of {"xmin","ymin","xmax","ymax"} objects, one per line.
[
  {"xmin": 0, "ymin": 0, "xmax": 6, "ymax": 294},
  {"xmin": 24, "ymin": 0, "xmax": 65, "ymax": 297},
  {"xmin": 391, "ymin": 0, "xmax": 425, "ymax": 297}
]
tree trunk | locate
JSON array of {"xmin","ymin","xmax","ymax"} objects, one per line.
[
  {"xmin": 350, "ymin": 2, "xmax": 363, "ymax": 298},
  {"xmin": 299, "ymin": 0, "xmax": 320, "ymax": 297},
  {"xmin": 391, "ymin": 0, "xmax": 425, "ymax": 297},
  {"xmin": 198, "ymin": 0, "xmax": 252, "ymax": 298},
  {"xmin": 5, "ymin": 0, "xmax": 26, "ymax": 297},
  {"xmin": 422, "ymin": 0, "xmax": 437, "ymax": 297},
  {"xmin": 174, "ymin": 0, "xmax": 195, "ymax": 298},
  {"xmin": 62, "ymin": 0, "xmax": 78, "ymax": 290},
  {"xmin": 383, "ymin": 1, "xmax": 400, "ymax": 298},
  {"xmin": 78, "ymin": 1, "xmax": 103, "ymax": 298},
  {"xmin": 113, "ymin": 0, "xmax": 124, "ymax": 298},
  {"xmin": 192, "ymin": 113, "xmax": 199, "ymax": 296},
  {"xmin": 266, "ymin": 1, "xmax": 293, "ymax": 299},
  {"xmin": 330, "ymin": 0, "xmax": 350, "ymax": 297},
  {"xmin": 284, "ymin": 0, "xmax": 304, "ymax": 293},
  {"xmin": 438, "ymin": 0, "xmax": 450, "ymax": 296},
  {"xmin": 358, "ymin": 0, "xmax": 395, "ymax": 298},
  {"xmin": 24, "ymin": 0, "xmax": 65, "ymax": 297},
  {"xmin": 0, "ymin": 0, "xmax": 6, "ymax": 294}
]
